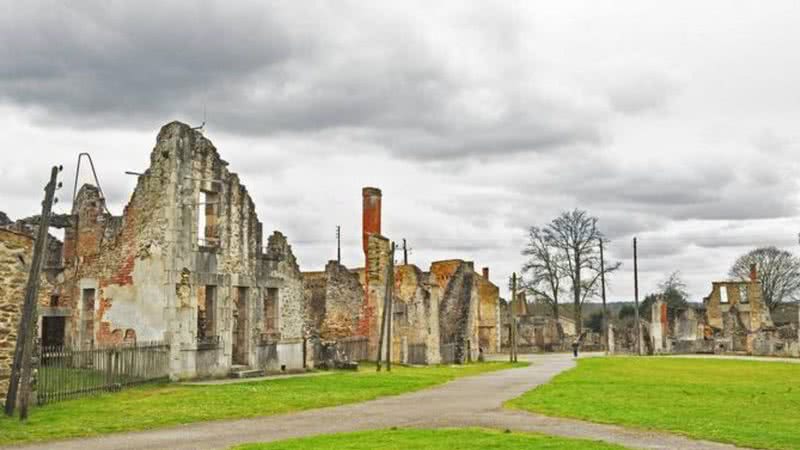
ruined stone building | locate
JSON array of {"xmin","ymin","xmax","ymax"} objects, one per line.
[
  {"xmin": 3, "ymin": 122, "xmax": 309, "ymax": 383},
  {"xmin": 303, "ymin": 188, "xmax": 501, "ymax": 365},
  {"xmin": 499, "ymin": 298, "xmax": 583, "ymax": 353},
  {"xmin": 627, "ymin": 265, "xmax": 799, "ymax": 357},
  {"xmin": 3, "ymin": 121, "xmax": 503, "ymax": 402}
]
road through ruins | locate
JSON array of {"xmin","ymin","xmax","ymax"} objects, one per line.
[{"xmin": 5, "ymin": 354, "xmax": 750, "ymax": 450}]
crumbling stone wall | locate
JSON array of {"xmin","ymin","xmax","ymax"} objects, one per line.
[
  {"xmin": 263, "ymin": 232, "xmax": 305, "ymax": 341},
  {"xmin": 434, "ymin": 260, "xmax": 480, "ymax": 363},
  {"xmin": 303, "ymin": 254, "xmax": 493, "ymax": 365},
  {"xmin": 504, "ymin": 315, "xmax": 566, "ymax": 353},
  {"xmin": 302, "ymin": 270, "xmax": 327, "ymax": 337},
  {"xmin": 476, "ymin": 273, "xmax": 500, "ymax": 353},
  {"xmin": 61, "ymin": 174, "xmax": 171, "ymax": 348},
  {"xmin": 391, "ymin": 264, "xmax": 441, "ymax": 364},
  {"xmin": 752, "ymin": 325, "xmax": 799, "ymax": 357},
  {"xmin": 55, "ymin": 121, "xmax": 307, "ymax": 379},
  {"xmin": 313, "ymin": 261, "xmax": 364, "ymax": 340},
  {"xmin": 0, "ymin": 228, "xmax": 60, "ymax": 407},
  {"xmin": 705, "ymin": 281, "xmax": 772, "ymax": 332}
]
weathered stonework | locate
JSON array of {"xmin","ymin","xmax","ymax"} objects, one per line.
[
  {"xmin": 33, "ymin": 121, "xmax": 309, "ymax": 380},
  {"xmin": 433, "ymin": 260, "xmax": 479, "ymax": 363},
  {"xmin": 476, "ymin": 270, "xmax": 501, "ymax": 354},
  {"xmin": 301, "ymin": 189, "xmax": 500, "ymax": 365},
  {"xmin": 391, "ymin": 264, "xmax": 441, "ymax": 364},
  {"xmin": 303, "ymin": 261, "xmax": 364, "ymax": 340},
  {"xmin": 705, "ymin": 280, "xmax": 772, "ymax": 333},
  {"xmin": 0, "ymin": 228, "xmax": 61, "ymax": 407}
]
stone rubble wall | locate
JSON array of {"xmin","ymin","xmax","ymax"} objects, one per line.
[{"xmin": 0, "ymin": 229, "xmax": 59, "ymax": 407}]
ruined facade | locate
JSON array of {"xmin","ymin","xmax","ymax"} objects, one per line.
[
  {"xmin": 3, "ymin": 122, "xmax": 504, "ymax": 403},
  {"xmin": 303, "ymin": 187, "xmax": 501, "ymax": 365},
  {"xmin": 4, "ymin": 122, "xmax": 309, "ymax": 382},
  {"xmin": 618, "ymin": 266, "xmax": 800, "ymax": 357}
]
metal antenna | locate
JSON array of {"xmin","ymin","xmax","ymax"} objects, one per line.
[{"xmin": 72, "ymin": 153, "xmax": 111, "ymax": 215}]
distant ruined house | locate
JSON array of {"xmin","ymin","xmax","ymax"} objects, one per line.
[{"xmin": 637, "ymin": 265, "xmax": 798, "ymax": 357}]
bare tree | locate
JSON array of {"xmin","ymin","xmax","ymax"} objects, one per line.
[
  {"xmin": 729, "ymin": 247, "xmax": 800, "ymax": 311},
  {"xmin": 544, "ymin": 209, "xmax": 620, "ymax": 330},
  {"xmin": 520, "ymin": 226, "xmax": 565, "ymax": 318}
]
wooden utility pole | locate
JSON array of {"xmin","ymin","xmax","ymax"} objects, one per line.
[
  {"xmin": 510, "ymin": 272, "xmax": 518, "ymax": 363},
  {"xmin": 600, "ymin": 238, "xmax": 608, "ymax": 353},
  {"xmin": 336, "ymin": 226, "xmax": 341, "ymax": 264},
  {"xmin": 5, "ymin": 166, "xmax": 61, "ymax": 419},
  {"xmin": 633, "ymin": 237, "xmax": 641, "ymax": 356},
  {"xmin": 376, "ymin": 243, "xmax": 395, "ymax": 372},
  {"xmin": 386, "ymin": 243, "xmax": 395, "ymax": 371},
  {"xmin": 402, "ymin": 239, "xmax": 408, "ymax": 265}
]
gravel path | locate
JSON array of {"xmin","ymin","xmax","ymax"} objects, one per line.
[{"xmin": 5, "ymin": 354, "xmax": 750, "ymax": 450}]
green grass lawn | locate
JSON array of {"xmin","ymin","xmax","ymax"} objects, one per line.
[
  {"xmin": 507, "ymin": 357, "xmax": 800, "ymax": 449},
  {"xmin": 232, "ymin": 428, "xmax": 626, "ymax": 450},
  {"xmin": 0, "ymin": 362, "xmax": 524, "ymax": 445}
]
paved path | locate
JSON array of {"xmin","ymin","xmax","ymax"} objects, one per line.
[{"xmin": 6, "ymin": 354, "xmax": 749, "ymax": 450}]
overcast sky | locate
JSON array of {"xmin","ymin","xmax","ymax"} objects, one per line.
[{"xmin": 2, "ymin": 1, "xmax": 799, "ymax": 302}]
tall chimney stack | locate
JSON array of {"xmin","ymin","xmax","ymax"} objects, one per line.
[
  {"xmin": 750, "ymin": 263, "xmax": 758, "ymax": 282},
  {"xmin": 362, "ymin": 187, "xmax": 382, "ymax": 254},
  {"xmin": 482, "ymin": 267, "xmax": 490, "ymax": 280}
]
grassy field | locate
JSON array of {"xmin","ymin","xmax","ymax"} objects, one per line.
[
  {"xmin": 233, "ymin": 428, "xmax": 626, "ymax": 450},
  {"xmin": 0, "ymin": 362, "xmax": 524, "ymax": 445},
  {"xmin": 507, "ymin": 357, "xmax": 800, "ymax": 449}
]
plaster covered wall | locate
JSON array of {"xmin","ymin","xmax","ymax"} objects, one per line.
[{"xmin": 56, "ymin": 121, "xmax": 307, "ymax": 379}]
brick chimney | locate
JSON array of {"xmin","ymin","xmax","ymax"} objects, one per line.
[
  {"xmin": 362, "ymin": 187, "xmax": 382, "ymax": 254},
  {"xmin": 750, "ymin": 263, "xmax": 758, "ymax": 282},
  {"xmin": 482, "ymin": 267, "xmax": 490, "ymax": 280}
]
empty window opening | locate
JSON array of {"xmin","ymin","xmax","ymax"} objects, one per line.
[
  {"xmin": 50, "ymin": 295, "xmax": 60, "ymax": 307},
  {"xmin": 719, "ymin": 286, "xmax": 729, "ymax": 304},
  {"xmin": 82, "ymin": 288, "xmax": 96, "ymax": 348},
  {"xmin": 199, "ymin": 191, "xmax": 220, "ymax": 246},
  {"xmin": 233, "ymin": 287, "xmax": 249, "ymax": 365},
  {"xmin": 393, "ymin": 301, "xmax": 408, "ymax": 324},
  {"xmin": 198, "ymin": 285, "xmax": 216, "ymax": 338},
  {"xmin": 739, "ymin": 285, "xmax": 749, "ymax": 304},
  {"xmin": 42, "ymin": 317, "xmax": 66, "ymax": 348},
  {"xmin": 264, "ymin": 288, "xmax": 278, "ymax": 333}
]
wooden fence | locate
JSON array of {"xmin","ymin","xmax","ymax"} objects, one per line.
[
  {"xmin": 37, "ymin": 341, "xmax": 170, "ymax": 405},
  {"xmin": 338, "ymin": 336, "xmax": 369, "ymax": 362}
]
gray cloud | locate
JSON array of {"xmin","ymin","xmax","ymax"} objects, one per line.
[
  {"xmin": 607, "ymin": 70, "xmax": 681, "ymax": 114},
  {"xmin": 0, "ymin": 1, "xmax": 658, "ymax": 161}
]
